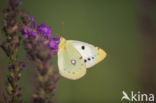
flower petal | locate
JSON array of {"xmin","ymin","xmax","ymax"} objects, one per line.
[{"xmin": 49, "ymin": 39, "xmax": 58, "ymax": 50}]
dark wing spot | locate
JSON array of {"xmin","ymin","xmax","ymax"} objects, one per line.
[
  {"xmin": 84, "ymin": 59, "xmax": 87, "ymax": 63},
  {"xmin": 81, "ymin": 46, "xmax": 85, "ymax": 50},
  {"xmin": 92, "ymin": 57, "xmax": 94, "ymax": 59},
  {"xmin": 88, "ymin": 58, "xmax": 91, "ymax": 61},
  {"xmin": 79, "ymin": 56, "xmax": 82, "ymax": 59}
]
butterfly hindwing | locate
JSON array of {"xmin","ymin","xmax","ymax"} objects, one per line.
[{"xmin": 58, "ymin": 38, "xmax": 86, "ymax": 80}]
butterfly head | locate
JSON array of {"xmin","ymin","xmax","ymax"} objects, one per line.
[{"xmin": 59, "ymin": 37, "xmax": 67, "ymax": 50}]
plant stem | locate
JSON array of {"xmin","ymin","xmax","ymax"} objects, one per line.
[
  {"xmin": 32, "ymin": 55, "xmax": 59, "ymax": 103},
  {"xmin": 0, "ymin": 0, "xmax": 24, "ymax": 102},
  {"xmin": 140, "ymin": 0, "xmax": 156, "ymax": 93}
]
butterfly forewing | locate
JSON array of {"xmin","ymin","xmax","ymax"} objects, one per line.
[
  {"xmin": 69, "ymin": 40, "xmax": 106, "ymax": 68},
  {"xmin": 95, "ymin": 47, "xmax": 107, "ymax": 64}
]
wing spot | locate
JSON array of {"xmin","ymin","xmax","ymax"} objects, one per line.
[
  {"xmin": 81, "ymin": 46, "xmax": 85, "ymax": 50},
  {"xmin": 84, "ymin": 59, "xmax": 87, "ymax": 63},
  {"xmin": 92, "ymin": 57, "xmax": 94, "ymax": 59},
  {"xmin": 88, "ymin": 58, "xmax": 91, "ymax": 61},
  {"xmin": 71, "ymin": 60, "xmax": 76, "ymax": 65},
  {"xmin": 79, "ymin": 56, "xmax": 82, "ymax": 59}
]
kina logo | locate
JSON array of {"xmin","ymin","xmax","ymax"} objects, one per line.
[{"xmin": 121, "ymin": 91, "xmax": 155, "ymax": 102}]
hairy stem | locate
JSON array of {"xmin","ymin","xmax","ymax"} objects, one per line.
[{"xmin": 1, "ymin": 0, "xmax": 24, "ymax": 102}]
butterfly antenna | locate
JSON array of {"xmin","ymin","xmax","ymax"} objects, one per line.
[
  {"xmin": 62, "ymin": 21, "xmax": 64, "ymax": 36},
  {"xmin": 54, "ymin": 22, "xmax": 64, "ymax": 37}
]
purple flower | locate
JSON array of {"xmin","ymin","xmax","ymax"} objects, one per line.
[
  {"xmin": 49, "ymin": 39, "xmax": 58, "ymax": 50},
  {"xmin": 22, "ymin": 27, "xmax": 36, "ymax": 38},
  {"xmin": 31, "ymin": 16, "xmax": 36, "ymax": 28},
  {"xmin": 22, "ymin": 16, "xmax": 60, "ymax": 51},
  {"xmin": 22, "ymin": 28, "xmax": 28, "ymax": 38},
  {"xmin": 22, "ymin": 17, "xmax": 52, "ymax": 39},
  {"xmin": 23, "ymin": 34, "xmax": 28, "ymax": 39},
  {"xmin": 37, "ymin": 23, "xmax": 51, "ymax": 38},
  {"xmin": 19, "ymin": 62, "xmax": 25, "ymax": 70},
  {"xmin": 52, "ymin": 37, "xmax": 60, "ymax": 41}
]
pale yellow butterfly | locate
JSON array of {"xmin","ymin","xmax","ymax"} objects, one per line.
[{"xmin": 58, "ymin": 37, "xmax": 107, "ymax": 80}]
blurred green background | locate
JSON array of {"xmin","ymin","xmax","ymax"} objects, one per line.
[{"xmin": 0, "ymin": 0, "xmax": 156, "ymax": 103}]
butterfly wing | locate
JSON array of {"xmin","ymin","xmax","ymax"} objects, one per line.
[
  {"xmin": 95, "ymin": 46, "xmax": 107, "ymax": 65},
  {"xmin": 58, "ymin": 37, "xmax": 86, "ymax": 80},
  {"xmin": 68, "ymin": 40, "xmax": 107, "ymax": 68}
]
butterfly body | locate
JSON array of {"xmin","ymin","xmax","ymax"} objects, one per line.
[{"xmin": 58, "ymin": 37, "xmax": 107, "ymax": 80}]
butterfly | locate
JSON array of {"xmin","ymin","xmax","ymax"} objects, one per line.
[{"xmin": 58, "ymin": 37, "xmax": 107, "ymax": 80}]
